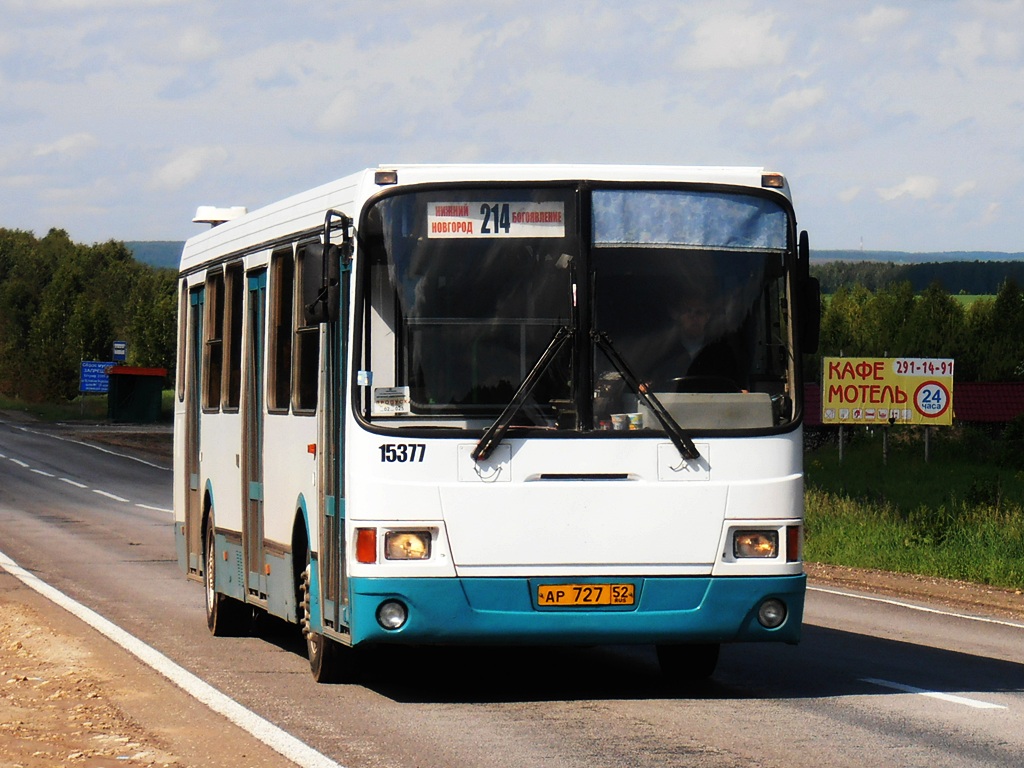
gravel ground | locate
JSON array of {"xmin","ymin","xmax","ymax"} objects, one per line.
[{"xmin": 0, "ymin": 573, "xmax": 289, "ymax": 768}]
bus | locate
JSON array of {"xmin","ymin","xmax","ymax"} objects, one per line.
[{"xmin": 173, "ymin": 164, "xmax": 820, "ymax": 683}]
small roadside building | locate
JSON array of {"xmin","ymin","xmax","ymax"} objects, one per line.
[{"xmin": 107, "ymin": 366, "xmax": 167, "ymax": 424}]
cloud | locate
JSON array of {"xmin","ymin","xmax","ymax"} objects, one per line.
[
  {"xmin": 4, "ymin": 0, "xmax": 171, "ymax": 9},
  {"xmin": 876, "ymin": 176, "xmax": 940, "ymax": 201},
  {"xmin": 943, "ymin": 20, "xmax": 1021, "ymax": 68},
  {"xmin": 852, "ymin": 6, "xmax": 911, "ymax": 40},
  {"xmin": 151, "ymin": 146, "xmax": 228, "ymax": 190},
  {"xmin": 839, "ymin": 186, "xmax": 862, "ymax": 203},
  {"xmin": 33, "ymin": 132, "xmax": 98, "ymax": 158},
  {"xmin": 677, "ymin": 12, "xmax": 787, "ymax": 71},
  {"xmin": 173, "ymin": 26, "xmax": 223, "ymax": 63},
  {"xmin": 980, "ymin": 201, "xmax": 1000, "ymax": 225},
  {"xmin": 953, "ymin": 180, "xmax": 976, "ymax": 198},
  {"xmin": 764, "ymin": 86, "xmax": 826, "ymax": 122}
]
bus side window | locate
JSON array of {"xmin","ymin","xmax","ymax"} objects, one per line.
[
  {"xmin": 294, "ymin": 244, "xmax": 320, "ymax": 413},
  {"xmin": 269, "ymin": 248, "xmax": 294, "ymax": 413},
  {"xmin": 176, "ymin": 284, "xmax": 188, "ymax": 402},
  {"xmin": 203, "ymin": 269, "xmax": 224, "ymax": 412},
  {"xmin": 223, "ymin": 262, "xmax": 244, "ymax": 410}
]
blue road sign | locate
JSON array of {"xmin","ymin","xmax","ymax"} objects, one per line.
[{"xmin": 80, "ymin": 361, "xmax": 114, "ymax": 393}]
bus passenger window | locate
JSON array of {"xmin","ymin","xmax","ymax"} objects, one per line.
[
  {"xmin": 269, "ymin": 248, "xmax": 294, "ymax": 412},
  {"xmin": 294, "ymin": 245, "xmax": 320, "ymax": 413},
  {"xmin": 223, "ymin": 263, "xmax": 244, "ymax": 410},
  {"xmin": 203, "ymin": 270, "xmax": 224, "ymax": 411},
  {"xmin": 176, "ymin": 285, "xmax": 188, "ymax": 402}
]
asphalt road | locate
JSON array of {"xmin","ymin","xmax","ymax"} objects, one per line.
[{"xmin": 2, "ymin": 415, "xmax": 1023, "ymax": 768}]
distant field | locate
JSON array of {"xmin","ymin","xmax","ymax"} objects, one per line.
[
  {"xmin": 822, "ymin": 293, "xmax": 992, "ymax": 304},
  {"xmin": 953, "ymin": 294, "xmax": 990, "ymax": 307}
]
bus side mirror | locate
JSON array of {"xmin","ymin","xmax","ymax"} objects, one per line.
[
  {"xmin": 303, "ymin": 243, "xmax": 340, "ymax": 324},
  {"xmin": 796, "ymin": 229, "xmax": 819, "ymax": 354}
]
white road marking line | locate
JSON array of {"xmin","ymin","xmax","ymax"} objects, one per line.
[
  {"xmin": 136, "ymin": 503, "xmax": 173, "ymax": 513},
  {"xmin": 10, "ymin": 423, "xmax": 170, "ymax": 471},
  {"xmin": 0, "ymin": 548, "xmax": 344, "ymax": 768},
  {"xmin": 3, "ymin": 444, "xmax": 162, "ymax": 512},
  {"xmin": 809, "ymin": 585, "xmax": 1024, "ymax": 630},
  {"xmin": 861, "ymin": 677, "xmax": 1006, "ymax": 710},
  {"xmin": 3, "ymin": 423, "xmax": 171, "ymax": 473},
  {"xmin": 92, "ymin": 489, "xmax": 130, "ymax": 503}
]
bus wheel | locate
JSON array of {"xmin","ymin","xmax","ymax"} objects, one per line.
[
  {"xmin": 204, "ymin": 522, "xmax": 250, "ymax": 636},
  {"xmin": 656, "ymin": 643, "xmax": 720, "ymax": 683},
  {"xmin": 300, "ymin": 564, "xmax": 355, "ymax": 683}
]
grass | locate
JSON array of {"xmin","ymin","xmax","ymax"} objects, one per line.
[
  {"xmin": 952, "ymin": 294, "xmax": 990, "ymax": 308},
  {"xmin": 0, "ymin": 393, "xmax": 110, "ymax": 420},
  {"xmin": 0, "ymin": 391, "xmax": 175, "ymax": 422},
  {"xmin": 805, "ymin": 425, "xmax": 1024, "ymax": 590}
]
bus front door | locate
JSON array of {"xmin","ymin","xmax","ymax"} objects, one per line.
[
  {"xmin": 314, "ymin": 239, "xmax": 349, "ymax": 638},
  {"xmin": 184, "ymin": 286, "xmax": 204, "ymax": 577}
]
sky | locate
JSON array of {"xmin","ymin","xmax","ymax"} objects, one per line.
[{"xmin": 2, "ymin": 1, "xmax": 1024, "ymax": 253}]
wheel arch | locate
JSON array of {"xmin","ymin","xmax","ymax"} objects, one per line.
[
  {"xmin": 201, "ymin": 481, "xmax": 216, "ymax": 571},
  {"xmin": 292, "ymin": 495, "xmax": 312, "ymax": 605}
]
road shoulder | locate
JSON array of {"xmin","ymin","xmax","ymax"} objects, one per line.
[
  {"xmin": 806, "ymin": 562, "xmax": 1024, "ymax": 621},
  {"xmin": 0, "ymin": 570, "xmax": 292, "ymax": 768}
]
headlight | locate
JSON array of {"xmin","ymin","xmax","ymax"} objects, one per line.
[
  {"xmin": 733, "ymin": 530, "xmax": 778, "ymax": 558},
  {"xmin": 384, "ymin": 531, "xmax": 431, "ymax": 560}
]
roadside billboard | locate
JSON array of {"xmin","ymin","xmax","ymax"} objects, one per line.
[
  {"xmin": 821, "ymin": 357, "xmax": 954, "ymax": 426},
  {"xmin": 80, "ymin": 361, "xmax": 114, "ymax": 394}
]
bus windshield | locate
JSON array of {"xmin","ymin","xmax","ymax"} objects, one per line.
[{"xmin": 358, "ymin": 184, "xmax": 796, "ymax": 434}]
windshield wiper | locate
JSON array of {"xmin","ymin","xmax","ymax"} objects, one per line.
[
  {"xmin": 472, "ymin": 325, "xmax": 573, "ymax": 462},
  {"xmin": 591, "ymin": 330, "xmax": 700, "ymax": 460}
]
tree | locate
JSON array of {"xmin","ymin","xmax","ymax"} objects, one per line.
[
  {"xmin": 0, "ymin": 228, "xmax": 178, "ymax": 402},
  {"xmin": 963, "ymin": 279, "xmax": 1024, "ymax": 382},
  {"xmin": 900, "ymin": 282, "xmax": 966, "ymax": 360},
  {"xmin": 865, "ymin": 281, "xmax": 916, "ymax": 355},
  {"xmin": 126, "ymin": 267, "xmax": 178, "ymax": 368}
]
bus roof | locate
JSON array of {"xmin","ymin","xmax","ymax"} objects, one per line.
[{"xmin": 179, "ymin": 164, "xmax": 790, "ymax": 274}]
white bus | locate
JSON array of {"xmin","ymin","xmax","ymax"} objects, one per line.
[{"xmin": 174, "ymin": 164, "xmax": 820, "ymax": 682}]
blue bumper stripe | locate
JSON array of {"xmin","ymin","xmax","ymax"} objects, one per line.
[{"xmin": 349, "ymin": 574, "xmax": 805, "ymax": 646}]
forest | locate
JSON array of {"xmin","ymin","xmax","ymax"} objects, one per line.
[
  {"xmin": 3, "ymin": 227, "xmax": 1024, "ymax": 403},
  {"xmin": 0, "ymin": 228, "xmax": 177, "ymax": 402},
  {"xmin": 809, "ymin": 256, "xmax": 1024, "ymax": 382},
  {"xmin": 808, "ymin": 278, "xmax": 1024, "ymax": 382},
  {"xmin": 811, "ymin": 257, "xmax": 1024, "ymax": 294}
]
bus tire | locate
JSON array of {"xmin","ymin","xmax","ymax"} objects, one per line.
[
  {"xmin": 656, "ymin": 642, "xmax": 720, "ymax": 682},
  {"xmin": 300, "ymin": 564, "xmax": 356, "ymax": 683},
  {"xmin": 204, "ymin": 521, "xmax": 250, "ymax": 636}
]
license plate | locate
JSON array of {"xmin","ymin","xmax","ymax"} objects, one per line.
[{"xmin": 537, "ymin": 583, "xmax": 635, "ymax": 607}]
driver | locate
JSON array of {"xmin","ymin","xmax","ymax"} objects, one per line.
[{"xmin": 655, "ymin": 285, "xmax": 741, "ymax": 390}]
